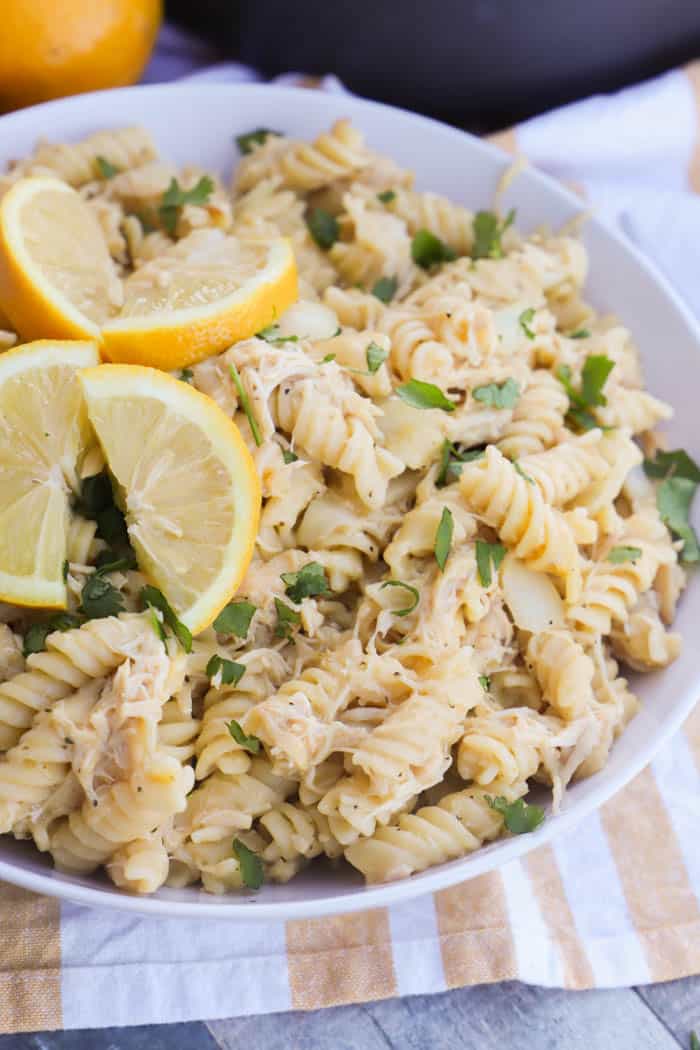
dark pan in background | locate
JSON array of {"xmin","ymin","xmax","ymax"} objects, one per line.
[{"xmin": 167, "ymin": 0, "xmax": 700, "ymax": 131}]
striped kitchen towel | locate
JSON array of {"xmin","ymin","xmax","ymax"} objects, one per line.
[{"xmin": 1, "ymin": 36, "xmax": 700, "ymax": 1034}]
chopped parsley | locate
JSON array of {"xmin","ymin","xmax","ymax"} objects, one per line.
[
  {"xmin": 281, "ymin": 561, "xmax": 329, "ymax": 603},
  {"xmin": 229, "ymin": 362, "xmax": 262, "ymax": 447},
  {"xmin": 213, "ymin": 600, "xmax": 257, "ymax": 638},
  {"xmin": 366, "ymin": 342, "xmax": 389, "ymax": 373},
  {"xmin": 471, "ymin": 208, "xmax": 515, "ymax": 261},
  {"xmin": 371, "ymin": 275, "xmax": 398, "ymax": 303},
  {"xmin": 475, "ymin": 539, "xmax": 507, "ymax": 587},
  {"xmin": 227, "ymin": 719, "xmax": 261, "ymax": 754},
  {"xmin": 557, "ymin": 354, "xmax": 614, "ymax": 431},
  {"xmin": 396, "ymin": 379, "xmax": 456, "ymax": 412},
  {"xmin": 274, "ymin": 597, "xmax": 301, "ymax": 638},
  {"xmin": 644, "ymin": 449, "xmax": 700, "ymax": 562},
  {"xmin": 159, "ymin": 175, "xmax": 214, "ymax": 236},
  {"xmin": 232, "ymin": 837, "xmax": 264, "ymax": 889},
  {"xmin": 434, "ymin": 507, "xmax": 454, "ymax": 571},
  {"xmin": 283, "ymin": 449, "xmax": 299, "ymax": 464},
  {"xmin": 256, "ymin": 324, "xmax": 298, "ymax": 345},
  {"xmin": 235, "ymin": 127, "xmax": 281, "ymax": 154},
  {"xmin": 93, "ymin": 549, "xmax": 137, "ymax": 575},
  {"xmin": 96, "ymin": 156, "xmax": 119, "ymax": 179},
  {"xmin": 411, "ymin": 229, "xmax": 457, "ymax": 269},
  {"xmin": 77, "ymin": 471, "xmax": 134, "ymax": 558},
  {"xmin": 607, "ymin": 546, "xmax": 642, "ymax": 564},
  {"xmin": 487, "ymin": 795, "xmax": 545, "ymax": 834},
  {"xmin": 80, "ymin": 574, "xmax": 124, "ymax": 620},
  {"xmin": 23, "ymin": 613, "xmax": 84, "ymax": 658},
  {"xmin": 380, "ymin": 579, "xmax": 420, "ymax": 617},
  {"xmin": 473, "ymin": 377, "xmax": 520, "ymax": 410},
  {"xmin": 690, "ymin": 1032, "xmax": 699, "ymax": 1050},
  {"xmin": 518, "ymin": 307, "xmax": 536, "ymax": 340},
  {"xmin": 569, "ymin": 328, "xmax": 591, "ymax": 340},
  {"xmin": 62, "ymin": 559, "xmax": 69, "ymax": 582},
  {"xmin": 479, "ymin": 675, "xmax": 491, "ymax": 691},
  {"xmin": 140, "ymin": 585, "xmax": 192, "ymax": 652},
  {"xmin": 179, "ymin": 368, "xmax": 194, "ymax": 384},
  {"xmin": 377, "ymin": 189, "xmax": 396, "ymax": 204},
  {"xmin": 436, "ymin": 441, "xmax": 485, "ymax": 487},
  {"xmin": 320, "ymin": 353, "xmax": 336, "ymax": 364},
  {"xmin": 514, "ymin": 462, "xmax": 534, "ymax": 484},
  {"xmin": 206, "ymin": 654, "xmax": 246, "ymax": 686},
  {"xmin": 306, "ymin": 208, "xmax": 339, "ymax": 251}
]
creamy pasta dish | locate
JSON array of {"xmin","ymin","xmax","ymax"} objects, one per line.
[{"xmin": 0, "ymin": 119, "xmax": 695, "ymax": 895}]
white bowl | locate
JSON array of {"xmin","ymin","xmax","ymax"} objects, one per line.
[{"xmin": 0, "ymin": 83, "xmax": 698, "ymax": 919}]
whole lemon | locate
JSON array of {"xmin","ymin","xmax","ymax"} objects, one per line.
[{"xmin": 0, "ymin": 0, "xmax": 162, "ymax": 114}]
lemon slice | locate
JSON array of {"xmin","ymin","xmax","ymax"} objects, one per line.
[
  {"xmin": 0, "ymin": 177, "xmax": 120, "ymax": 342},
  {"xmin": 79, "ymin": 364, "xmax": 261, "ymax": 633},
  {"xmin": 0, "ymin": 340, "xmax": 100, "ymax": 607},
  {"xmin": 101, "ymin": 230, "xmax": 298, "ymax": 370}
]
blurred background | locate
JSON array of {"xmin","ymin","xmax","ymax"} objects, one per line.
[
  {"xmin": 2, "ymin": 1, "xmax": 700, "ymax": 130},
  {"xmin": 166, "ymin": 0, "xmax": 700, "ymax": 130}
]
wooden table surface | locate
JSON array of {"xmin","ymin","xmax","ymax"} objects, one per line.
[{"xmin": 0, "ymin": 974, "xmax": 698, "ymax": 1049}]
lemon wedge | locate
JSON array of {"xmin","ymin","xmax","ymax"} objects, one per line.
[
  {"xmin": 101, "ymin": 230, "xmax": 298, "ymax": 370},
  {"xmin": 78, "ymin": 364, "xmax": 261, "ymax": 633},
  {"xmin": 0, "ymin": 340, "xmax": 100, "ymax": 607},
  {"xmin": 0, "ymin": 177, "xmax": 120, "ymax": 342}
]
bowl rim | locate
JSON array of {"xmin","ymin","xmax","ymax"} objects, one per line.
[{"xmin": 0, "ymin": 80, "xmax": 698, "ymax": 920}]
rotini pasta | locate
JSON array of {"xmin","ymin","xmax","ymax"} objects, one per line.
[{"xmin": 0, "ymin": 119, "xmax": 688, "ymax": 896}]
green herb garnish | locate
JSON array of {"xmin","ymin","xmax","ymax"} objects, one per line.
[
  {"xmin": 435, "ymin": 441, "xmax": 485, "ymax": 487},
  {"xmin": 62, "ymin": 559, "xmax": 69, "ymax": 582},
  {"xmin": 569, "ymin": 328, "xmax": 591, "ymax": 340},
  {"xmin": 377, "ymin": 189, "xmax": 396, "ymax": 204},
  {"xmin": 159, "ymin": 175, "xmax": 214, "ymax": 236},
  {"xmin": 235, "ymin": 128, "xmax": 281, "ymax": 154},
  {"xmin": 23, "ymin": 613, "xmax": 84, "ymax": 657},
  {"xmin": 206, "ymin": 655, "xmax": 246, "ymax": 686},
  {"xmin": 365, "ymin": 342, "xmax": 389, "ymax": 373},
  {"xmin": 371, "ymin": 275, "xmax": 398, "ymax": 303},
  {"xmin": 487, "ymin": 795, "xmax": 545, "ymax": 834},
  {"xmin": 140, "ymin": 585, "xmax": 192, "ymax": 652},
  {"xmin": 283, "ymin": 449, "xmax": 299, "ymax": 464},
  {"xmin": 80, "ymin": 574, "xmax": 124, "ymax": 620},
  {"xmin": 479, "ymin": 675, "xmax": 491, "ymax": 691},
  {"xmin": 232, "ymin": 837, "xmax": 264, "ymax": 889},
  {"xmin": 557, "ymin": 354, "xmax": 615, "ymax": 432},
  {"xmin": 643, "ymin": 449, "xmax": 700, "ymax": 562},
  {"xmin": 306, "ymin": 208, "xmax": 339, "ymax": 251},
  {"xmin": 179, "ymin": 368, "xmax": 194, "ymax": 384},
  {"xmin": 471, "ymin": 208, "xmax": 515, "ymax": 260},
  {"xmin": 514, "ymin": 462, "xmax": 534, "ymax": 484},
  {"xmin": 396, "ymin": 379, "xmax": 456, "ymax": 412},
  {"xmin": 411, "ymin": 229, "xmax": 457, "ymax": 269},
  {"xmin": 518, "ymin": 307, "xmax": 536, "ymax": 340},
  {"xmin": 380, "ymin": 579, "xmax": 420, "ymax": 617},
  {"xmin": 281, "ymin": 561, "xmax": 329, "ymax": 603},
  {"xmin": 229, "ymin": 362, "xmax": 262, "ymax": 447},
  {"xmin": 256, "ymin": 324, "xmax": 298, "ymax": 345},
  {"xmin": 96, "ymin": 156, "xmax": 120, "ymax": 179},
  {"xmin": 473, "ymin": 377, "xmax": 520, "ymax": 410},
  {"xmin": 475, "ymin": 539, "xmax": 507, "ymax": 587},
  {"xmin": 320, "ymin": 353, "xmax": 336, "ymax": 364},
  {"xmin": 607, "ymin": 546, "xmax": 642, "ymax": 564},
  {"xmin": 434, "ymin": 507, "xmax": 454, "ymax": 571},
  {"xmin": 227, "ymin": 719, "xmax": 261, "ymax": 754},
  {"xmin": 274, "ymin": 597, "xmax": 301, "ymax": 638},
  {"xmin": 213, "ymin": 600, "xmax": 257, "ymax": 638}
]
